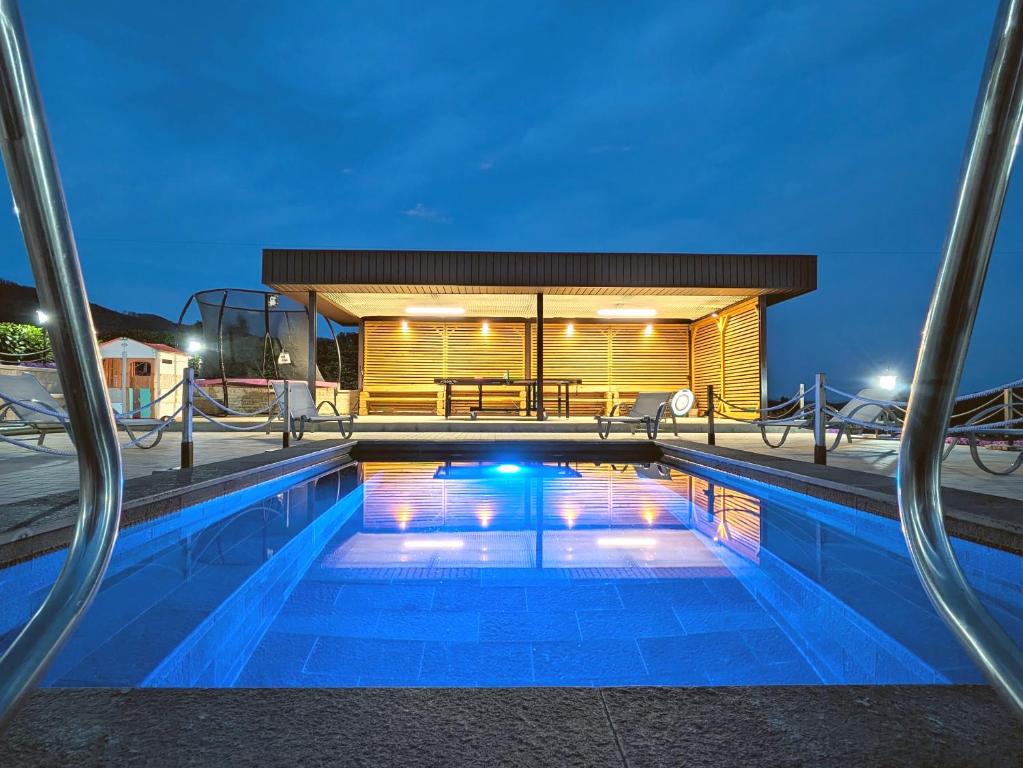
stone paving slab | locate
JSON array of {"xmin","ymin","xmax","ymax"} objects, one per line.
[
  {"xmin": 0, "ymin": 439, "xmax": 355, "ymax": 566},
  {"xmin": 709, "ymin": 431, "xmax": 1023, "ymax": 501},
  {"xmin": 0, "ymin": 685, "xmax": 1017, "ymax": 768}
]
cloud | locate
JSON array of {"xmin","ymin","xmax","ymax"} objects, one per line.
[{"xmin": 403, "ymin": 202, "xmax": 450, "ymax": 222}]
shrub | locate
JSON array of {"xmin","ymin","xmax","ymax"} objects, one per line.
[{"xmin": 0, "ymin": 322, "xmax": 51, "ymax": 363}]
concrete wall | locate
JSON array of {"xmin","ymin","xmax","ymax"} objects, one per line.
[{"xmin": 0, "ymin": 364, "xmax": 61, "ymax": 393}]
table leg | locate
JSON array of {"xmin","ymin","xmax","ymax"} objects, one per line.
[
  {"xmin": 478, "ymin": 384, "xmax": 483, "ymax": 412},
  {"xmin": 566, "ymin": 385, "xmax": 571, "ymax": 418},
  {"xmin": 444, "ymin": 383, "xmax": 452, "ymax": 419}
]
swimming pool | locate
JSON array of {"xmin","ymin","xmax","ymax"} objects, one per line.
[{"xmin": 1, "ymin": 457, "xmax": 1020, "ymax": 688}]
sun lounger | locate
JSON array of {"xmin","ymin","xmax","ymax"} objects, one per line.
[
  {"xmin": 0, "ymin": 373, "xmax": 167, "ymax": 448},
  {"xmin": 595, "ymin": 392, "xmax": 676, "ymax": 439},
  {"xmin": 271, "ymin": 381, "xmax": 356, "ymax": 440}
]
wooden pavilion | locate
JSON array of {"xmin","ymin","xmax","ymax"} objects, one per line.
[{"xmin": 262, "ymin": 249, "xmax": 816, "ymax": 419}]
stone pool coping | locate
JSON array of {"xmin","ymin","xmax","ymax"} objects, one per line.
[
  {"xmin": 0, "ymin": 439, "xmax": 356, "ymax": 567},
  {"xmin": 1, "ymin": 685, "xmax": 1018, "ymax": 767},
  {"xmin": 659, "ymin": 439, "xmax": 1023, "ymax": 555}
]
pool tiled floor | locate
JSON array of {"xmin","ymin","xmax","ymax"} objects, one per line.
[{"xmin": 237, "ymin": 534, "xmax": 824, "ymax": 687}]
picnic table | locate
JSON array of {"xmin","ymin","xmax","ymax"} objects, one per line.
[{"xmin": 433, "ymin": 377, "xmax": 583, "ymax": 419}]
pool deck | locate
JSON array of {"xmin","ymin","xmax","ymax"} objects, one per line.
[
  {"xmin": 2, "ymin": 685, "xmax": 1020, "ymax": 767},
  {"xmin": 1, "ymin": 420, "xmax": 1021, "ymax": 504},
  {"xmin": 3, "ymin": 428, "xmax": 1023, "ymax": 765}
]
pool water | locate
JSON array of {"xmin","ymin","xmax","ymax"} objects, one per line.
[{"xmin": 2, "ymin": 459, "xmax": 1021, "ymax": 687}]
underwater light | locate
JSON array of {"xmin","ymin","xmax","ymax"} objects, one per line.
[
  {"xmin": 402, "ymin": 539, "xmax": 464, "ymax": 550},
  {"xmin": 596, "ymin": 537, "xmax": 657, "ymax": 549},
  {"xmin": 496, "ymin": 464, "xmax": 521, "ymax": 474}
]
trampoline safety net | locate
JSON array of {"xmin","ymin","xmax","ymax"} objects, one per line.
[{"xmin": 180, "ymin": 289, "xmax": 322, "ymax": 386}]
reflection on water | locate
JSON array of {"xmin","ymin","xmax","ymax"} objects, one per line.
[
  {"xmin": 2, "ymin": 459, "xmax": 1021, "ymax": 688},
  {"xmin": 325, "ymin": 461, "xmax": 762, "ymax": 573}
]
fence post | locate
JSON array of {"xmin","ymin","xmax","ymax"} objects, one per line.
[
  {"xmin": 1005, "ymin": 387, "xmax": 1014, "ymax": 447},
  {"xmin": 813, "ymin": 372, "xmax": 826, "ymax": 465},
  {"xmin": 180, "ymin": 367, "xmax": 194, "ymax": 469},
  {"xmin": 707, "ymin": 384, "xmax": 716, "ymax": 445},
  {"xmin": 282, "ymin": 380, "xmax": 290, "ymax": 449}
]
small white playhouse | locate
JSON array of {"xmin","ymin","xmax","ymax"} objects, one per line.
[{"xmin": 98, "ymin": 338, "xmax": 188, "ymax": 419}]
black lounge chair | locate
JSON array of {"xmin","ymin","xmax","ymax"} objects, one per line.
[
  {"xmin": 272, "ymin": 381, "xmax": 356, "ymax": 440},
  {"xmin": 0, "ymin": 372, "xmax": 167, "ymax": 448},
  {"xmin": 595, "ymin": 392, "xmax": 676, "ymax": 440}
]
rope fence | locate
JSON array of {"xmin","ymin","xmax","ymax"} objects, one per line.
[
  {"xmin": 0, "ymin": 368, "xmax": 300, "ymax": 462},
  {"xmin": 706, "ymin": 373, "xmax": 1023, "ymax": 475},
  {"xmin": 2, "ymin": 365, "xmax": 1020, "ymax": 476}
]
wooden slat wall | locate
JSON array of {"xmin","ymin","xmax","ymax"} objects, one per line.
[
  {"xmin": 691, "ymin": 320, "xmax": 720, "ymax": 414},
  {"xmin": 721, "ymin": 300, "xmax": 761, "ymax": 416},
  {"xmin": 363, "ymin": 320, "xmax": 444, "ymax": 386},
  {"xmin": 446, "ymin": 322, "xmax": 525, "ymax": 378},
  {"xmin": 362, "ymin": 320, "xmax": 526, "ymax": 414},
  {"xmin": 690, "ymin": 298, "xmax": 762, "ymax": 417},
  {"xmin": 361, "ymin": 312, "xmax": 756, "ymax": 417},
  {"xmin": 609, "ymin": 324, "xmax": 690, "ymax": 395},
  {"xmin": 534, "ymin": 322, "xmax": 690, "ymax": 415},
  {"xmin": 540, "ymin": 322, "xmax": 610, "ymax": 389}
]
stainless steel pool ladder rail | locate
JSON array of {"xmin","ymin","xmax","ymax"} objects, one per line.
[
  {"xmin": 898, "ymin": 0, "xmax": 1023, "ymax": 717},
  {"xmin": 0, "ymin": 0, "xmax": 123, "ymax": 730}
]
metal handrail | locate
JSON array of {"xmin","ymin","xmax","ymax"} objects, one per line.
[
  {"xmin": 0, "ymin": 0, "xmax": 123, "ymax": 730},
  {"xmin": 898, "ymin": 0, "xmax": 1023, "ymax": 718}
]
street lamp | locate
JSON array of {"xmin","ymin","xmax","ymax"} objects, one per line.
[
  {"xmin": 186, "ymin": 339, "xmax": 203, "ymax": 354},
  {"xmin": 35, "ymin": 309, "xmax": 49, "ymax": 325},
  {"xmin": 879, "ymin": 371, "xmax": 897, "ymax": 391}
]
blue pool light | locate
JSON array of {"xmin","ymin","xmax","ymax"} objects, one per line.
[{"xmin": 432, "ymin": 463, "xmax": 582, "ymax": 479}]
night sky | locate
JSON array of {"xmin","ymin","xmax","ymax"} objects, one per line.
[{"xmin": 1, "ymin": 1, "xmax": 1020, "ymax": 396}]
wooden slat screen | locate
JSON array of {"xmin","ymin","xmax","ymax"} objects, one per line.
[
  {"xmin": 360, "ymin": 310, "xmax": 757, "ymax": 417},
  {"xmin": 690, "ymin": 299, "xmax": 762, "ymax": 417},
  {"xmin": 691, "ymin": 320, "xmax": 721, "ymax": 414},
  {"xmin": 446, "ymin": 322, "xmax": 525, "ymax": 379},
  {"xmin": 363, "ymin": 320, "xmax": 444, "ymax": 386},
  {"xmin": 539, "ymin": 322, "xmax": 610, "ymax": 389},
  {"xmin": 609, "ymin": 324, "xmax": 690, "ymax": 395},
  {"xmin": 362, "ymin": 319, "xmax": 526, "ymax": 413},
  {"xmin": 721, "ymin": 300, "xmax": 761, "ymax": 416}
]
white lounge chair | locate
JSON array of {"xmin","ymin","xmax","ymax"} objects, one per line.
[
  {"xmin": 0, "ymin": 373, "xmax": 168, "ymax": 448},
  {"xmin": 271, "ymin": 381, "xmax": 356, "ymax": 440},
  {"xmin": 827, "ymin": 388, "xmax": 902, "ymax": 448},
  {"xmin": 595, "ymin": 392, "xmax": 676, "ymax": 440}
]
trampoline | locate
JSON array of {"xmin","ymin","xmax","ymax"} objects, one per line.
[{"xmin": 178, "ymin": 288, "xmax": 342, "ymax": 407}]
